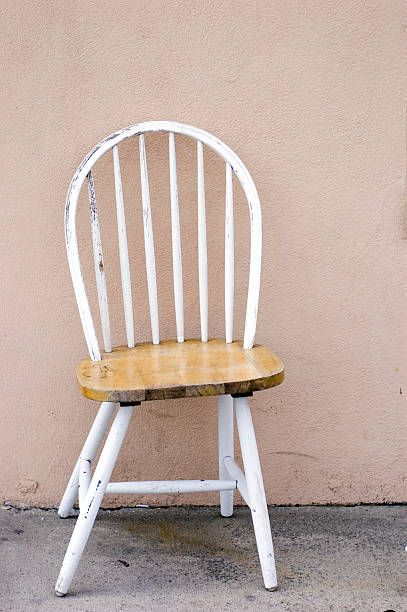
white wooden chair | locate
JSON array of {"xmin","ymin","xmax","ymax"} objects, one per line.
[{"xmin": 55, "ymin": 121, "xmax": 284, "ymax": 596}]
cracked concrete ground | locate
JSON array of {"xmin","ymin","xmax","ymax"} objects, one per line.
[{"xmin": 0, "ymin": 505, "xmax": 406, "ymax": 611}]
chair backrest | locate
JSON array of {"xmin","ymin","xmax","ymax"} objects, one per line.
[{"xmin": 65, "ymin": 121, "xmax": 262, "ymax": 361}]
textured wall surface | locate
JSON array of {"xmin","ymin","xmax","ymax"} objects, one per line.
[{"xmin": 1, "ymin": 1, "xmax": 406, "ymax": 507}]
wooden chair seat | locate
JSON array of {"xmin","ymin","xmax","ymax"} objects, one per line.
[{"xmin": 77, "ymin": 338, "xmax": 284, "ymax": 403}]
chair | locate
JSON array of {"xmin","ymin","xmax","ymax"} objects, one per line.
[{"xmin": 55, "ymin": 121, "xmax": 284, "ymax": 596}]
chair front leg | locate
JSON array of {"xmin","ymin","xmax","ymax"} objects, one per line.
[
  {"xmin": 218, "ymin": 394, "xmax": 234, "ymax": 517},
  {"xmin": 55, "ymin": 404, "xmax": 134, "ymax": 597},
  {"xmin": 234, "ymin": 396, "xmax": 277, "ymax": 591},
  {"xmin": 58, "ymin": 402, "xmax": 116, "ymax": 518}
]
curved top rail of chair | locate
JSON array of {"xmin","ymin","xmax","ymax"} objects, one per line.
[
  {"xmin": 66, "ymin": 121, "xmax": 261, "ymax": 208},
  {"xmin": 65, "ymin": 121, "xmax": 262, "ymax": 361}
]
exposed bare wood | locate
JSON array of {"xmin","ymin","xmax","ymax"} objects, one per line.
[{"xmin": 77, "ymin": 338, "xmax": 284, "ymax": 403}]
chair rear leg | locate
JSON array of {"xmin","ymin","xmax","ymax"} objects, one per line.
[
  {"xmin": 234, "ymin": 396, "xmax": 277, "ymax": 591},
  {"xmin": 55, "ymin": 404, "xmax": 134, "ymax": 596},
  {"xmin": 58, "ymin": 402, "xmax": 116, "ymax": 518},
  {"xmin": 218, "ymin": 395, "xmax": 234, "ymax": 517}
]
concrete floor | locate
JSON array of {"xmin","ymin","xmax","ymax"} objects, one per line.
[{"xmin": 0, "ymin": 505, "xmax": 406, "ymax": 611}]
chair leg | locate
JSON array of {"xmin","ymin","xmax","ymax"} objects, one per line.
[
  {"xmin": 55, "ymin": 404, "xmax": 134, "ymax": 596},
  {"xmin": 58, "ymin": 402, "xmax": 116, "ymax": 518},
  {"xmin": 218, "ymin": 395, "xmax": 234, "ymax": 517},
  {"xmin": 234, "ymin": 396, "xmax": 277, "ymax": 591}
]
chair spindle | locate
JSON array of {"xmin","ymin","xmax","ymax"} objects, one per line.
[
  {"xmin": 225, "ymin": 162, "xmax": 234, "ymax": 343},
  {"xmin": 169, "ymin": 132, "xmax": 184, "ymax": 343},
  {"xmin": 197, "ymin": 141, "xmax": 208, "ymax": 342},
  {"xmin": 113, "ymin": 145, "xmax": 135, "ymax": 348},
  {"xmin": 139, "ymin": 134, "xmax": 160, "ymax": 345},
  {"xmin": 87, "ymin": 171, "xmax": 112, "ymax": 353}
]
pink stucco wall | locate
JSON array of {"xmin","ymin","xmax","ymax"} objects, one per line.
[{"xmin": 1, "ymin": 1, "xmax": 406, "ymax": 507}]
